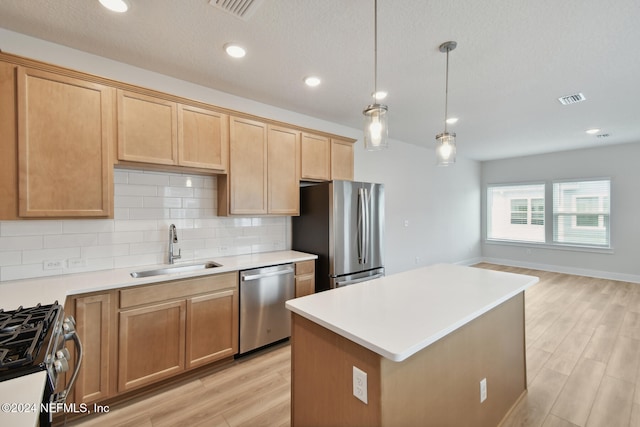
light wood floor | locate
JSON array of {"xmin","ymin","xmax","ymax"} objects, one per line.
[{"xmin": 65, "ymin": 264, "xmax": 640, "ymax": 427}]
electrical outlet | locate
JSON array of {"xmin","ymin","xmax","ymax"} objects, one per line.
[
  {"xmin": 353, "ymin": 366, "xmax": 368, "ymax": 404},
  {"xmin": 43, "ymin": 259, "xmax": 64, "ymax": 270},
  {"xmin": 480, "ymin": 378, "xmax": 487, "ymax": 403},
  {"xmin": 67, "ymin": 258, "xmax": 87, "ymax": 268}
]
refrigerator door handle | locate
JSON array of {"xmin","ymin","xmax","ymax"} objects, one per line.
[
  {"xmin": 335, "ymin": 272, "xmax": 384, "ymax": 288},
  {"xmin": 363, "ymin": 187, "xmax": 370, "ymax": 265},
  {"xmin": 357, "ymin": 187, "xmax": 365, "ymax": 264}
]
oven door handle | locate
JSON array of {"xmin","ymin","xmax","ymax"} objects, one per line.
[{"xmin": 52, "ymin": 320, "xmax": 84, "ymax": 405}]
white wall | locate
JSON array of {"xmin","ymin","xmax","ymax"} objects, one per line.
[
  {"xmin": 0, "ymin": 28, "xmax": 483, "ymax": 281},
  {"xmin": 481, "ymin": 142, "xmax": 640, "ymax": 282},
  {"xmin": 356, "ymin": 140, "xmax": 482, "ymax": 274}
]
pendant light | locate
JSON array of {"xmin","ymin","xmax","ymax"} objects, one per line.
[
  {"xmin": 363, "ymin": 0, "xmax": 388, "ymax": 151},
  {"xmin": 435, "ymin": 41, "xmax": 457, "ymax": 166}
]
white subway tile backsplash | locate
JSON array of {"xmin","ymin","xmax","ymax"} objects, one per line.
[
  {"xmin": 1, "ymin": 221, "xmax": 62, "ymax": 236},
  {"xmin": 0, "ymin": 236, "xmax": 43, "ymax": 251},
  {"xmin": 0, "ymin": 168, "xmax": 290, "ymax": 282},
  {"xmin": 23, "ymin": 248, "xmax": 81, "ymax": 264},
  {"xmin": 44, "ymin": 234, "xmax": 98, "ymax": 249}
]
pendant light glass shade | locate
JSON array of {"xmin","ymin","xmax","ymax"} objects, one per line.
[
  {"xmin": 435, "ymin": 132, "xmax": 456, "ymax": 165},
  {"xmin": 435, "ymin": 41, "xmax": 457, "ymax": 166},
  {"xmin": 363, "ymin": 0, "xmax": 388, "ymax": 151},
  {"xmin": 364, "ymin": 103, "xmax": 388, "ymax": 150}
]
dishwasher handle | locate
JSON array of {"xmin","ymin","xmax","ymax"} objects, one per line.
[{"xmin": 241, "ymin": 267, "xmax": 294, "ymax": 281}]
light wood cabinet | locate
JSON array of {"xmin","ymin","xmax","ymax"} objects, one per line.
[
  {"xmin": 225, "ymin": 116, "xmax": 268, "ymax": 215},
  {"xmin": 117, "ymin": 272, "xmax": 238, "ymax": 392},
  {"xmin": 267, "ymin": 125, "xmax": 300, "ymax": 215},
  {"xmin": 300, "ymin": 132, "xmax": 331, "ymax": 181},
  {"xmin": 178, "ymin": 104, "xmax": 228, "ymax": 171},
  {"xmin": 186, "ymin": 289, "xmax": 238, "ymax": 369},
  {"xmin": 117, "ymin": 90, "xmax": 229, "ymax": 172},
  {"xmin": 17, "ymin": 67, "xmax": 113, "ymax": 217},
  {"xmin": 0, "ymin": 61, "xmax": 18, "ymax": 219},
  {"xmin": 118, "ymin": 300, "xmax": 186, "ymax": 392},
  {"xmin": 295, "ymin": 260, "xmax": 315, "ymax": 297},
  {"xmin": 219, "ymin": 118, "xmax": 301, "ymax": 215},
  {"xmin": 117, "ymin": 89, "xmax": 178, "ymax": 166},
  {"xmin": 66, "ymin": 292, "xmax": 117, "ymax": 404},
  {"xmin": 331, "ymin": 138, "xmax": 355, "ymax": 181}
]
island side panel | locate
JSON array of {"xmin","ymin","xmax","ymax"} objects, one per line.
[
  {"xmin": 291, "ymin": 314, "xmax": 382, "ymax": 426},
  {"xmin": 380, "ymin": 292, "xmax": 526, "ymax": 427}
]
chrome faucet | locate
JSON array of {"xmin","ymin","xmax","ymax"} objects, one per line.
[{"xmin": 168, "ymin": 224, "xmax": 181, "ymax": 264}]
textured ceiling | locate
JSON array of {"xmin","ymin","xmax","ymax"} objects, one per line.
[{"xmin": 1, "ymin": 0, "xmax": 639, "ymax": 161}]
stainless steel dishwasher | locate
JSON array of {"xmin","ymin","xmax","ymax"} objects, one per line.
[{"xmin": 239, "ymin": 263, "xmax": 295, "ymax": 354}]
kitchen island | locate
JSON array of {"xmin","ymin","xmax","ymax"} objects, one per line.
[{"xmin": 285, "ymin": 263, "xmax": 538, "ymax": 427}]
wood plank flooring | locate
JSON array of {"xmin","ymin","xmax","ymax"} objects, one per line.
[{"xmin": 64, "ymin": 264, "xmax": 640, "ymax": 427}]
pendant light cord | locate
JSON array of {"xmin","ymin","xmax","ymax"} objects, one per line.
[
  {"xmin": 444, "ymin": 47, "xmax": 449, "ymax": 133},
  {"xmin": 373, "ymin": 0, "xmax": 378, "ymax": 100}
]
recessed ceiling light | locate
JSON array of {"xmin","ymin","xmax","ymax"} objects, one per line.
[
  {"xmin": 99, "ymin": 0, "xmax": 129, "ymax": 13},
  {"xmin": 446, "ymin": 117, "xmax": 459, "ymax": 124},
  {"xmin": 304, "ymin": 76, "xmax": 321, "ymax": 87},
  {"xmin": 373, "ymin": 91, "xmax": 387, "ymax": 100},
  {"xmin": 585, "ymin": 128, "xmax": 600, "ymax": 134},
  {"xmin": 224, "ymin": 43, "xmax": 246, "ymax": 58}
]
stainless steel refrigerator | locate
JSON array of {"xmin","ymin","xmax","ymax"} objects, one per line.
[{"xmin": 292, "ymin": 180, "xmax": 385, "ymax": 292}]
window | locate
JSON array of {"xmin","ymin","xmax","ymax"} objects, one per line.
[
  {"xmin": 531, "ymin": 198, "xmax": 544, "ymax": 225},
  {"xmin": 510, "ymin": 199, "xmax": 528, "ymax": 224},
  {"xmin": 553, "ymin": 180, "xmax": 610, "ymax": 247},
  {"xmin": 487, "ymin": 184, "xmax": 545, "ymax": 243}
]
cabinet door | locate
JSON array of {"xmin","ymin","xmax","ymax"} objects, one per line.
[
  {"xmin": 295, "ymin": 260, "xmax": 316, "ymax": 297},
  {"xmin": 331, "ymin": 138, "xmax": 354, "ymax": 181},
  {"xmin": 268, "ymin": 125, "xmax": 300, "ymax": 215},
  {"xmin": 178, "ymin": 104, "xmax": 228, "ymax": 171},
  {"xmin": 71, "ymin": 292, "xmax": 116, "ymax": 404},
  {"xmin": 17, "ymin": 67, "xmax": 113, "ymax": 217},
  {"xmin": 300, "ymin": 133, "xmax": 330, "ymax": 181},
  {"xmin": 229, "ymin": 116, "xmax": 268, "ymax": 215},
  {"xmin": 186, "ymin": 289, "xmax": 239, "ymax": 369},
  {"xmin": 117, "ymin": 89, "xmax": 177, "ymax": 165},
  {"xmin": 118, "ymin": 300, "xmax": 186, "ymax": 392},
  {"xmin": 0, "ymin": 61, "xmax": 18, "ymax": 219}
]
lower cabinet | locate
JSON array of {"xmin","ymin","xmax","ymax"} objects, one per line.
[
  {"xmin": 117, "ymin": 272, "xmax": 238, "ymax": 393},
  {"xmin": 65, "ymin": 291, "xmax": 117, "ymax": 405},
  {"xmin": 295, "ymin": 260, "xmax": 316, "ymax": 297},
  {"xmin": 118, "ymin": 300, "xmax": 187, "ymax": 392},
  {"xmin": 186, "ymin": 288, "xmax": 238, "ymax": 369}
]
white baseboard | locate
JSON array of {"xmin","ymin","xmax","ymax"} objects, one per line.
[{"xmin": 480, "ymin": 257, "xmax": 640, "ymax": 284}]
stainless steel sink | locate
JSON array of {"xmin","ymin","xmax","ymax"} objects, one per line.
[{"xmin": 130, "ymin": 261, "xmax": 222, "ymax": 278}]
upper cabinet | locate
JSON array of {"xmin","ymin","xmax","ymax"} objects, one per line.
[
  {"xmin": 117, "ymin": 89, "xmax": 228, "ymax": 172},
  {"xmin": 17, "ymin": 67, "xmax": 113, "ymax": 218},
  {"xmin": 300, "ymin": 133, "xmax": 355, "ymax": 182},
  {"xmin": 0, "ymin": 53, "xmax": 355, "ymax": 219},
  {"xmin": 218, "ymin": 118, "xmax": 300, "ymax": 216},
  {"xmin": 300, "ymin": 132, "xmax": 330, "ymax": 181},
  {"xmin": 178, "ymin": 104, "xmax": 228, "ymax": 171},
  {"xmin": 267, "ymin": 125, "xmax": 300, "ymax": 215},
  {"xmin": 330, "ymin": 138, "xmax": 355, "ymax": 181},
  {"xmin": 117, "ymin": 90, "xmax": 177, "ymax": 166}
]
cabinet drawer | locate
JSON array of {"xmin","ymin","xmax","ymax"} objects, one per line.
[
  {"xmin": 120, "ymin": 271, "xmax": 237, "ymax": 309},
  {"xmin": 295, "ymin": 260, "xmax": 315, "ymax": 276}
]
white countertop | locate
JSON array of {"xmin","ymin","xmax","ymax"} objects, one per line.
[
  {"xmin": 0, "ymin": 372, "xmax": 46, "ymax": 427},
  {"xmin": 0, "ymin": 250, "xmax": 316, "ymax": 310},
  {"xmin": 286, "ymin": 263, "xmax": 538, "ymax": 362}
]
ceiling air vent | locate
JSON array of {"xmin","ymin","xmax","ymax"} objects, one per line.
[
  {"xmin": 558, "ymin": 93, "xmax": 586, "ymax": 105},
  {"xmin": 208, "ymin": 0, "xmax": 265, "ymax": 21}
]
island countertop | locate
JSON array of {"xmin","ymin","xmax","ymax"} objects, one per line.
[{"xmin": 285, "ymin": 263, "xmax": 538, "ymax": 362}]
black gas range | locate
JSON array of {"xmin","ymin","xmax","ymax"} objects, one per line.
[{"xmin": 0, "ymin": 302, "xmax": 82, "ymax": 426}]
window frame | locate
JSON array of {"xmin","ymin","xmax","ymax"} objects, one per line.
[{"xmin": 485, "ymin": 177, "xmax": 613, "ymax": 252}]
